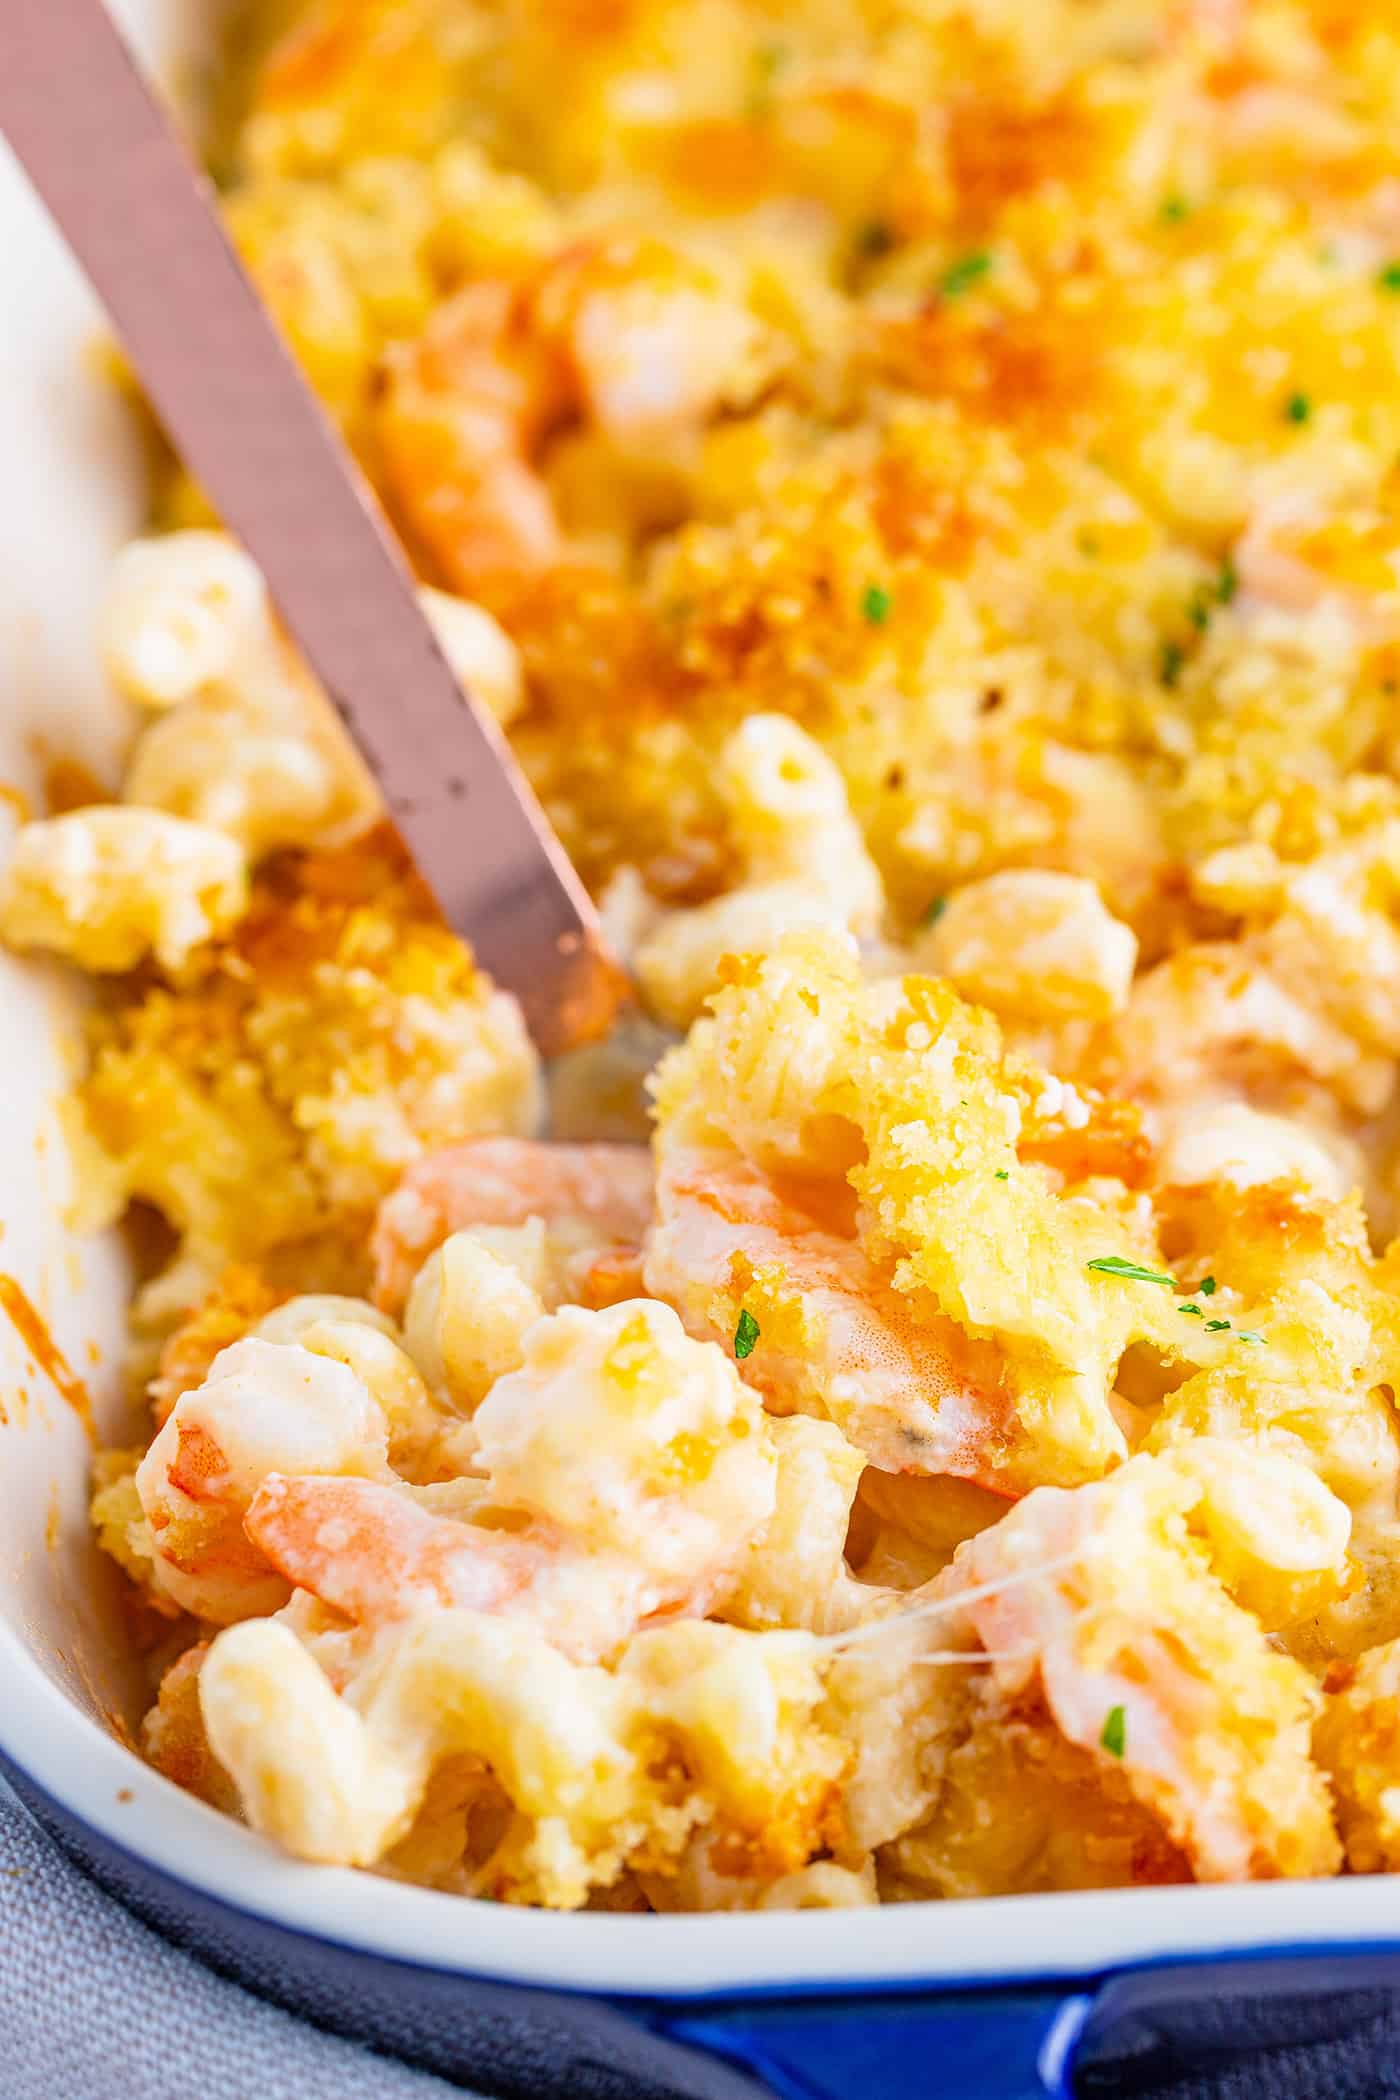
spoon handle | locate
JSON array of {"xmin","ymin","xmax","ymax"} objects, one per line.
[{"xmin": 0, "ymin": 0, "xmax": 621, "ymax": 1054}]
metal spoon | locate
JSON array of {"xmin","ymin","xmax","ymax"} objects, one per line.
[{"xmin": 0, "ymin": 0, "xmax": 623, "ymax": 1057}]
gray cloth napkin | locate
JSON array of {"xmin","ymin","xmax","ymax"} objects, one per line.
[{"xmin": 0, "ymin": 1786, "xmax": 474, "ymax": 2100}]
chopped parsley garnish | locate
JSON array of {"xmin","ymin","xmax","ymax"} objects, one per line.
[
  {"xmin": 858, "ymin": 219, "xmax": 894, "ymax": 260},
  {"xmin": 862, "ymin": 582, "xmax": 893, "ymax": 625},
  {"xmin": 1186, "ymin": 558, "xmax": 1236, "ymax": 636},
  {"xmin": 734, "ymin": 1308, "xmax": 760, "ymax": 1360},
  {"xmin": 1183, "ymin": 554, "xmax": 1234, "ymax": 634},
  {"xmin": 1237, "ymin": 1330, "xmax": 1266, "ymax": 1345},
  {"xmin": 1101, "ymin": 1705, "xmax": 1127, "ymax": 1757},
  {"xmin": 1205, "ymin": 1318, "xmax": 1231, "ymax": 1332},
  {"xmin": 939, "ymin": 250, "xmax": 992, "ymax": 299},
  {"xmin": 1379, "ymin": 262, "xmax": 1400, "ymax": 293},
  {"xmin": 1179, "ymin": 1302, "xmax": 1204, "ymax": 1317},
  {"xmin": 1285, "ymin": 391, "xmax": 1312, "ymax": 425},
  {"xmin": 921, "ymin": 895, "xmax": 947, "ymax": 928},
  {"xmin": 995, "ymin": 1169, "xmax": 1010, "ymax": 1181},
  {"xmin": 1159, "ymin": 195, "xmax": 1190, "ymax": 224},
  {"xmin": 1087, "ymin": 1256, "xmax": 1177, "ymax": 1288},
  {"xmin": 1199, "ymin": 1275, "xmax": 1217, "ymax": 1296},
  {"xmin": 1160, "ymin": 639, "xmax": 1184, "ymax": 687}
]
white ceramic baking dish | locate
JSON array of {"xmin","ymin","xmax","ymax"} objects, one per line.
[{"xmin": 3, "ymin": 9, "xmax": 1400, "ymax": 2096}]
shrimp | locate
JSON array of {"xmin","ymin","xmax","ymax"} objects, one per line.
[
  {"xmin": 134, "ymin": 1336, "xmax": 389, "ymax": 1622},
  {"xmin": 1086, "ymin": 943, "xmax": 1390, "ymax": 1205},
  {"xmin": 922, "ymin": 1444, "xmax": 1346, "ymax": 1882},
  {"xmin": 244, "ymin": 1475, "xmax": 645, "ymax": 1663},
  {"xmin": 379, "ymin": 240, "xmax": 760, "ymax": 595},
  {"xmin": 1092, "ymin": 946, "xmax": 1372, "ymax": 1107},
  {"xmin": 1233, "ymin": 497, "xmax": 1400, "ymax": 640},
  {"xmin": 643, "ymin": 1142, "xmax": 1017, "ymax": 1489},
  {"xmin": 371, "ymin": 1136, "xmax": 653, "ymax": 1314},
  {"xmin": 380, "ymin": 279, "xmax": 565, "ymax": 590},
  {"xmin": 1085, "ymin": 870, "xmax": 1399, "ymax": 1202},
  {"xmin": 245, "ymin": 1298, "xmax": 779, "ymax": 1661}
]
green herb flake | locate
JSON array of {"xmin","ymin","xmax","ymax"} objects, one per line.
[
  {"xmin": 995, "ymin": 1169, "xmax": 1010, "ymax": 1181},
  {"xmin": 1379, "ymin": 262, "xmax": 1400, "ymax": 293},
  {"xmin": 1179, "ymin": 1302, "xmax": 1205, "ymax": 1317},
  {"xmin": 1160, "ymin": 639, "xmax": 1184, "ymax": 687},
  {"xmin": 1189, "ymin": 589, "xmax": 1211, "ymax": 633},
  {"xmin": 1160, "ymin": 194, "xmax": 1190, "ymax": 224},
  {"xmin": 1205, "ymin": 1318, "xmax": 1232, "ymax": 1333},
  {"xmin": 1199, "ymin": 1275, "xmax": 1217, "ymax": 1296},
  {"xmin": 1236, "ymin": 1330, "xmax": 1266, "ymax": 1346},
  {"xmin": 1285, "ymin": 391, "xmax": 1312, "ymax": 425},
  {"xmin": 939, "ymin": 250, "xmax": 992, "ymax": 299},
  {"xmin": 862, "ymin": 582, "xmax": 893, "ymax": 626},
  {"xmin": 920, "ymin": 895, "xmax": 947, "ymax": 928},
  {"xmin": 1101, "ymin": 1705, "xmax": 1127, "ymax": 1758},
  {"xmin": 1087, "ymin": 1256, "xmax": 1178, "ymax": 1289},
  {"xmin": 1217, "ymin": 558, "xmax": 1238, "ymax": 605},
  {"xmin": 734, "ymin": 1308, "xmax": 760, "ymax": 1360}
]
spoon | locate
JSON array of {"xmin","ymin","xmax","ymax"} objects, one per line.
[{"xmin": 0, "ymin": 0, "xmax": 623, "ymax": 1057}]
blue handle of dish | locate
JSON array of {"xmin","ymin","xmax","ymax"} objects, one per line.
[
  {"xmin": 662, "ymin": 1985, "xmax": 1089, "ymax": 2099},
  {"xmin": 659, "ymin": 1944, "xmax": 1400, "ymax": 2099}
]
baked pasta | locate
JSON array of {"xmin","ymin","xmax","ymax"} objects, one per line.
[{"xmin": 9, "ymin": 0, "xmax": 1400, "ymax": 1910}]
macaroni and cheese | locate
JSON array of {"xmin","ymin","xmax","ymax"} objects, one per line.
[{"xmin": 10, "ymin": 0, "xmax": 1400, "ymax": 1912}]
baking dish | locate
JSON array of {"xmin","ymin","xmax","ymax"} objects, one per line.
[{"xmin": 3, "ymin": 7, "xmax": 1400, "ymax": 2095}]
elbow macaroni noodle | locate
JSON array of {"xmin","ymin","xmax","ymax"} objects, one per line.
[
  {"xmin": 0, "ymin": 808, "xmax": 247, "ymax": 971},
  {"xmin": 634, "ymin": 715, "xmax": 885, "ymax": 1025}
]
